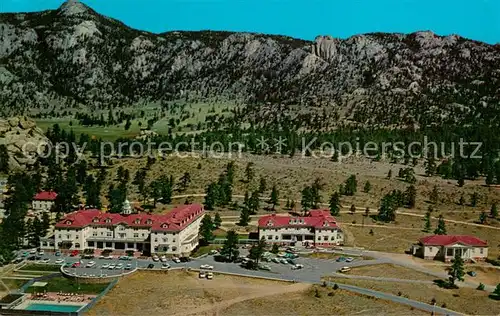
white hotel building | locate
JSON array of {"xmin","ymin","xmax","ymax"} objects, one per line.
[
  {"xmin": 44, "ymin": 202, "xmax": 204, "ymax": 256},
  {"xmin": 258, "ymin": 210, "xmax": 344, "ymax": 247}
]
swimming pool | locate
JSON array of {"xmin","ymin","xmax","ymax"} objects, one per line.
[{"xmin": 24, "ymin": 303, "xmax": 83, "ymax": 312}]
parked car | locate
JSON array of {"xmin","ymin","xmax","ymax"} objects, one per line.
[
  {"xmin": 38, "ymin": 250, "xmax": 45, "ymax": 256},
  {"xmin": 21, "ymin": 252, "xmax": 29, "ymax": 257},
  {"xmin": 12, "ymin": 258, "xmax": 24, "ymax": 264},
  {"xmin": 41, "ymin": 258, "xmax": 50, "ymax": 264},
  {"xmin": 339, "ymin": 266, "xmax": 351, "ymax": 273},
  {"xmin": 101, "ymin": 263, "xmax": 110, "ymax": 269},
  {"xmin": 345, "ymin": 257, "xmax": 354, "ymax": 263},
  {"xmin": 272, "ymin": 258, "xmax": 280, "ymax": 264},
  {"xmin": 209, "ymin": 250, "xmax": 218, "ymax": 255},
  {"xmin": 291, "ymin": 264, "xmax": 304, "ymax": 270},
  {"xmin": 258, "ymin": 264, "xmax": 271, "ymax": 271},
  {"xmin": 280, "ymin": 259, "xmax": 288, "ymax": 264},
  {"xmin": 336, "ymin": 256, "xmax": 346, "ymax": 262},
  {"xmin": 199, "ymin": 271, "xmax": 206, "ymax": 278},
  {"xmin": 70, "ymin": 250, "xmax": 79, "ymax": 257},
  {"xmin": 125, "ymin": 264, "xmax": 132, "ymax": 270},
  {"xmin": 29, "ymin": 249, "xmax": 37, "ymax": 254},
  {"xmin": 467, "ymin": 271, "xmax": 477, "ymax": 277},
  {"xmin": 180, "ymin": 257, "xmax": 191, "ymax": 262},
  {"xmin": 86, "ymin": 261, "xmax": 96, "ymax": 268},
  {"xmin": 206, "ymin": 272, "xmax": 214, "ymax": 280},
  {"xmin": 55, "ymin": 259, "xmax": 65, "ymax": 265},
  {"xmin": 200, "ymin": 264, "xmax": 214, "ymax": 270},
  {"xmin": 119, "ymin": 256, "xmax": 131, "ymax": 261},
  {"xmin": 55, "ymin": 251, "xmax": 61, "ymax": 257},
  {"xmin": 172, "ymin": 257, "xmax": 181, "ymax": 263},
  {"xmin": 161, "ymin": 263, "xmax": 170, "ymax": 269},
  {"xmin": 147, "ymin": 264, "xmax": 154, "ymax": 269},
  {"xmin": 115, "ymin": 263, "xmax": 124, "ymax": 270},
  {"xmin": 160, "ymin": 256, "xmax": 167, "ymax": 262},
  {"xmin": 286, "ymin": 259, "xmax": 296, "ymax": 265},
  {"xmin": 152, "ymin": 255, "xmax": 159, "ymax": 262},
  {"xmin": 108, "ymin": 264, "xmax": 116, "ymax": 270},
  {"xmin": 71, "ymin": 262, "xmax": 81, "ymax": 268}
]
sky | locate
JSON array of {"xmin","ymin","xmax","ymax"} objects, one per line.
[{"xmin": 1, "ymin": 0, "xmax": 499, "ymax": 44}]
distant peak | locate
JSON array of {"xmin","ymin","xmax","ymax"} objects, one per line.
[{"xmin": 58, "ymin": 0, "xmax": 91, "ymax": 17}]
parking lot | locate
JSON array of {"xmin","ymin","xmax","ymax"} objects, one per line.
[{"xmin": 15, "ymin": 248, "xmax": 386, "ymax": 282}]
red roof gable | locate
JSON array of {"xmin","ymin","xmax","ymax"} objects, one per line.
[
  {"xmin": 419, "ymin": 235, "xmax": 487, "ymax": 247},
  {"xmin": 34, "ymin": 191, "xmax": 58, "ymax": 201},
  {"xmin": 55, "ymin": 204, "xmax": 204, "ymax": 232},
  {"xmin": 258, "ymin": 209, "xmax": 339, "ymax": 229}
]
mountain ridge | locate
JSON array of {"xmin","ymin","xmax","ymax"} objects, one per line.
[{"xmin": 0, "ymin": 0, "xmax": 499, "ymax": 128}]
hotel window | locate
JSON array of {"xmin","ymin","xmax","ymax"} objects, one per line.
[
  {"xmin": 134, "ymin": 233, "xmax": 139, "ymax": 238},
  {"xmin": 267, "ymin": 236, "xmax": 272, "ymax": 240},
  {"xmin": 75, "ymin": 235, "xmax": 79, "ymax": 239},
  {"xmin": 75, "ymin": 243, "xmax": 80, "ymax": 249},
  {"xmin": 93, "ymin": 232, "xmax": 97, "ymax": 236},
  {"xmin": 480, "ymin": 248, "xmax": 484, "ymax": 254},
  {"xmin": 163, "ymin": 238, "xmax": 167, "ymax": 242},
  {"xmin": 107, "ymin": 232, "xmax": 112, "ymax": 237},
  {"xmin": 154, "ymin": 238, "xmax": 158, "ymax": 242},
  {"xmin": 275, "ymin": 236, "xmax": 279, "ymax": 240},
  {"xmin": 119, "ymin": 226, "xmax": 125, "ymax": 231},
  {"xmin": 330, "ymin": 236, "xmax": 335, "ymax": 240},
  {"xmin": 323, "ymin": 236, "xmax": 328, "ymax": 241},
  {"xmin": 66, "ymin": 234, "xmax": 71, "ymax": 239}
]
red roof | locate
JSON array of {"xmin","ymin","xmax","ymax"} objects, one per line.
[
  {"xmin": 55, "ymin": 204, "xmax": 204, "ymax": 232},
  {"xmin": 258, "ymin": 209, "xmax": 339, "ymax": 229},
  {"xmin": 419, "ymin": 235, "xmax": 487, "ymax": 247},
  {"xmin": 34, "ymin": 191, "xmax": 58, "ymax": 201}
]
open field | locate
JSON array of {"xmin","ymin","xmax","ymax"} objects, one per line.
[
  {"xmin": 326, "ymin": 277, "xmax": 500, "ymax": 315},
  {"xmin": 221, "ymin": 284, "xmax": 426, "ymax": 316},
  {"xmin": 88, "ymin": 270, "xmax": 422, "ymax": 316},
  {"xmin": 19, "ymin": 264, "xmax": 62, "ymax": 272},
  {"xmin": 23, "ymin": 277, "xmax": 109, "ymax": 294},
  {"xmin": 345, "ymin": 263, "xmax": 438, "ymax": 281}
]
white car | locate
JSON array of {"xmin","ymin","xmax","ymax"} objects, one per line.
[
  {"xmin": 115, "ymin": 263, "xmax": 124, "ymax": 270},
  {"xmin": 125, "ymin": 264, "xmax": 132, "ymax": 270},
  {"xmin": 55, "ymin": 259, "xmax": 65, "ymax": 265},
  {"xmin": 29, "ymin": 249, "xmax": 36, "ymax": 254},
  {"xmin": 172, "ymin": 257, "xmax": 181, "ymax": 263},
  {"xmin": 41, "ymin": 258, "xmax": 50, "ymax": 264},
  {"xmin": 200, "ymin": 264, "xmax": 214, "ymax": 270},
  {"xmin": 152, "ymin": 255, "xmax": 160, "ymax": 262},
  {"xmin": 291, "ymin": 264, "xmax": 304, "ymax": 270},
  {"xmin": 345, "ymin": 257, "xmax": 354, "ymax": 263},
  {"xmin": 38, "ymin": 250, "xmax": 45, "ymax": 256},
  {"xmin": 108, "ymin": 264, "xmax": 116, "ymax": 270},
  {"xmin": 101, "ymin": 263, "xmax": 110, "ymax": 269},
  {"xmin": 161, "ymin": 263, "xmax": 170, "ymax": 269},
  {"xmin": 206, "ymin": 272, "xmax": 214, "ymax": 280},
  {"xmin": 199, "ymin": 271, "xmax": 206, "ymax": 278},
  {"xmin": 86, "ymin": 261, "xmax": 96, "ymax": 268},
  {"xmin": 339, "ymin": 266, "xmax": 351, "ymax": 273},
  {"xmin": 160, "ymin": 256, "xmax": 167, "ymax": 262}
]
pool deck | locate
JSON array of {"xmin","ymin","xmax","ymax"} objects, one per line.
[{"xmin": 15, "ymin": 300, "xmax": 86, "ymax": 310}]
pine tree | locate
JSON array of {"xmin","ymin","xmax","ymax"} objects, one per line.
[
  {"xmin": 457, "ymin": 177, "xmax": 465, "ymax": 187},
  {"xmin": 244, "ymin": 162, "xmax": 254, "ymax": 183},
  {"xmin": 239, "ymin": 204, "xmax": 250, "ymax": 227},
  {"xmin": 470, "ymin": 192, "xmax": 479, "ymax": 207},
  {"xmin": 387, "ymin": 170, "xmax": 392, "ymax": 179},
  {"xmin": 458, "ymin": 194, "xmax": 465, "ymax": 206},
  {"xmin": 350, "ymin": 204, "xmax": 356, "ymax": 214},
  {"xmin": 363, "ymin": 181, "xmax": 371, "ymax": 193},
  {"xmin": 41, "ymin": 212, "xmax": 51, "ymax": 235},
  {"xmin": 378, "ymin": 193, "xmax": 397, "ymax": 222},
  {"xmin": 178, "ymin": 172, "xmax": 191, "ymax": 192},
  {"xmin": 329, "ymin": 192, "xmax": 341, "ymax": 216},
  {"xmin": 423, "ymin": 211, "xmax": 432, "ymax": 232},
  {"xmin": 344, "ymin": 175, "xmax": 357, "ymax": 196},
  {"xmin": 311, "ymin": 178, "xmax": 323, "ymax": 208},
  {"xmin": 248, "ymin": 191, "xmax": 260, "ymax": 215},
  {"xmin": 448, "ymin": 253, "xmax": 465, "ymax": 286},
  {"xmin": 204, "ymin": 182, "xmax": 218, "ymax": 210},
  {"xmin": 258, "ymin": 177, "xmax": 267, "ymax": 193},
  {"xmin": 248, "ymin": 237, "xmax": 267, "ymax": 265},
  {"xmin": 199, "ymin": 214, "xmax": 214, "ymax": 245},
  {"xmin": 269, "ymin": 185, "xmax": 279, "ymax": 211},
  {"xmin": 490, "ymin": 203, "xmax": 498, "ymax": 218},
  {"xmin": 405, "ymin": 185, "xmax": 417, "ymax": 208},
  {"xmin": 220, "ymin": 230, "xmax": 239, "ymax": 261},
  {"xmin": 434, "ymin": 215, "xmax": 447, "ymax": 235},
  {"xmin": 479, "ymin": 211, "xmax": 487, "ymax": 224},
  {"xmin": 213, "ymin": 212, "xmax": 222, "ymax": 228},
  {"xmin": 424, "ymin": 157, "xmax": 436, "ymax": 177},
  {"xmin": 429, "ymin": 185, "xmax": 439, "ymax": 204},
  {"xmin": 0, "ymin": 144, "xmax": 10, "ymax": 174},
  {"xmin": 301, "ymin": 186, "xmax": 313, "ymax": 213}
]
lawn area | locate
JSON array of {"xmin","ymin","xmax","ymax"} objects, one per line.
[
  {"xmin": 325, "ymin": 277, "xmax": 500, "ymax": 315},
  {"xmin": 0, "ymin": 278, "xmax": 28, "ymax": 291},
  {"xmin": 19, "ymin": 264, "xmax": 61, "ymax": 272},
  {"xmin": 24, "ymin": 277, "xmax": 109, "ymax": 295},
  {"xmin": 345, "ymin": 263, "xmax": 437, "ymax": 281},
  {"xmin": 190, "ymin": 245, "xmax": 220, "ymax": 258}
]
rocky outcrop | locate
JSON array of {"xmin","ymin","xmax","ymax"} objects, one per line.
[{"xmin": 0, "ymin": 117, "xmax": 49, "ymax": 170}]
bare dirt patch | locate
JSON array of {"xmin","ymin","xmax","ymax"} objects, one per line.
[{"xmin": 326, "ymin": 277, "xmax": 499, "ymax": 315}]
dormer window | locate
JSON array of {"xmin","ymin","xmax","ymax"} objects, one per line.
[
  {"xmin": 65, "ymin": 220, "xmax": 72, "ymax": 225},
  {"xmin": 162, "ymin": 223, "xmax": 168, "ymax": 229},
  {"xmin": 146, "ymin": 219, "xmax": 152, "ymax": 225},
  {"xmin": 92, "ymin": 217, "xmax": 99, "ymax": 223},
  {"xmin": 135, "ymin": 219, "xmax": 141, "ymax": 224},
  {"xmin": 105, "ymin": 218, "xmax": 112, "ymax": 224},
  {"xmin": 323, "ymin": 221, "xmax": 329, "ymax": 227},
  {"xmin": 267, "ymin": 220, "xmax": 274, "ymax": 226}
]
